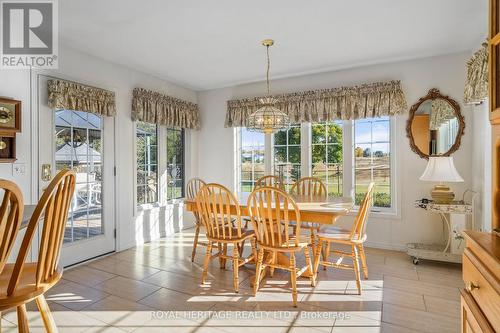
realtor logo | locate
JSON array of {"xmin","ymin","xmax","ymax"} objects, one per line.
[{"xmin": 1, "ymin": 0, "xmax": 58, "ymax": 68}]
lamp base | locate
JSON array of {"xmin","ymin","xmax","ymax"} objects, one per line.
[{"xmin": 431, "ymin": 184, "xmax": 455, "ymax": 204}]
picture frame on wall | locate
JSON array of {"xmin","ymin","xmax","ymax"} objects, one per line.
[
  {"xmin": 0, "ymin": 131, "xmax": 16, "ymax": 162},
  {"xmin": 0, "ymin": 97, "xmax": 21, "ymax": 132}
]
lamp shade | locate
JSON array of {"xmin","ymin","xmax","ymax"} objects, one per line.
[{"xmin": 419, "ymin": 156, "xmax": 464, "ymax": 182}]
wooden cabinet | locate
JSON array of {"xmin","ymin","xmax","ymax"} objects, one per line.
[
  {"xmin": 490, "ymin": 0, "xmax": 500, "ymax": 123},
  {"xmin": 491, "ymin": 0, "xmax": 500, "ymax": 231},
  {"xmin": 461, "ymin": 231, "xmax": 500, "ymax": 332}
]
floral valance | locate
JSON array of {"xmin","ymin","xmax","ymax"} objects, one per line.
[
  {"xmin": 225, "ymin": 80, "xmax": 407, "ymax": 127},
  {"xmin": 132, "ymin": 88, "xmax": 200, "ymax": 130},
  {"xmin": 48, "ymin": 79, "xmax": 116, "ymax": 116},
  {"xmin": 464, "ymin": 43, "xmax": 488, "ymax": 105}
]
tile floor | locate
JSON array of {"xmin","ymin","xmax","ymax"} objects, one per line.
[{"xmin": 1, "ymin": 230, "xmax": 463, "ymax": 332}]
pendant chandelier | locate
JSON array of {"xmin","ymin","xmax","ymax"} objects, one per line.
[{"xmin": 247, "ymin": 39, "xmax": 289, "ymax": 134}]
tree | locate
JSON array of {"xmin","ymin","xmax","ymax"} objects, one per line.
[
  {"xmin": 373, "ymin": 150, "xmax": 384, "ymax": 157},
  {"xmin": 363, "ymin": 148, "xmax": 371, "ymax": 157},
  {"xmin": 311, "ymin": 122, "xmax": 342, "ymax": 163},
  {"xmin": 354, "ymin": 147, "xmax": 363, "ymax": 157}
]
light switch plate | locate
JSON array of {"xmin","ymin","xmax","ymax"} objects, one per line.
[{"xmin": 12, "ymin": 163, "xmax": 26, "ymax": 176}]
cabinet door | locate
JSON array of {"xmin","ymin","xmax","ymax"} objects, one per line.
[
  {"xmin": 490, "ymin": 0, "xmax": 500, "ymax": 122},
  {"xmin": 461, "ymin": 291, "xmax": 494, "ymax": 333}
]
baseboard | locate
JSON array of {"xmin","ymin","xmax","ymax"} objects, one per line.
[{"xmin": 364, "ymin": 240, "xmax": 407, "ymax": 252}]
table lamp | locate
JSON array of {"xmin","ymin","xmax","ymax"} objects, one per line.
[{"xmin": 419, "ymin": 156, "xmax": 464, "ymax": 204}]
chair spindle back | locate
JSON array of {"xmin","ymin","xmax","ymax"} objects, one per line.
[
  {"xmin": 186, "ymin": 178, "xmax": 207, "ymax": 200},
  {"xmin": 196, "ymin": 183, "xmax": 242, "ymax": 240},
  {"xmin": 290, "ymin": 177, "xmax": 327, "ymax": 197},
  {"xmin": 187, "ymin": 178, "xmax": 207, "ymax": 224},
  {"xmin": 0, "ymin": 180, "xmax": 24, "ymax": 274},
  {"xmin": 255, "ymin": 175, "xmax": 284, "ymax": 190},
  {"xmin": 247, "ymin": 186, "xmax": 301, "ymax": 249},
  {"xmin": 350, "ymin": 182, "xmax": 375, "ymax": 241}
]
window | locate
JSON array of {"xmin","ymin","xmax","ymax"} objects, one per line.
[
  {"xmin": 273, "ymin": 124, "xmax": 301, "ymax": 190},
  {"xmin": 136, "ymin": 121, "xmax": 158, "ymax": 204},
  {"xmin": 354, "ymin": 117, "xmax": 391, "ymax": 208},
  {"xmin": 166, "ymin": 127, "xmax": 185, "ymax": 200},
  {"xmin": 240, "ymin": 128, "xmax": 265, "ymax": 193},
  {"xmin": 236, "ymin": 117, "xmax": 395, "ymax": 213},
  {"xmin": 311, "ymin": 121, "xmax": 343, "ymax": 196},
  {"xmin": 136, "ymin": 123, "xmax": 186, "ymax": 205}
]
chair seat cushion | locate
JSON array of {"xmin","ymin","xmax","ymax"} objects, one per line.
[
  {"xmin": 287, "ymin": 221, "xmax": 320, "ymax": 229},
  {"xmin": 259, "ymin": 234, "xmax": 310, "ymax": 250},
  {"xmin": 318, "ymin": 226, "xmax": 354, "ymax": 240},
  {"xmin": 208, "ymin": 228, "xmax": 255, "ymax": 241}
]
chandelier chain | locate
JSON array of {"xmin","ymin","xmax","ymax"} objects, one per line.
[{"xmin": 266, "ymin": 45, "xmax": 270, "ymax": 96}]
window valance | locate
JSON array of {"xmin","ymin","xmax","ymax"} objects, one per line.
[
  {"xmin": 48, "ymin": 79, "xmax": 116, "ymax": 116},
  {"xmin": 225, "ymin": 80, "xmax": 407, "ymax": 127},
  {"xmin": 463, "ymin": 43, "xmax": 488, "ymax": 105},
  {"xmin": 132, "ymin": 88, "xmax": 200, "ymax": 130}
]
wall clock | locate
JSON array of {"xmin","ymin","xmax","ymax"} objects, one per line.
[{"xmin": 0, "ymin": 98, "xmax": 21, "ymax": 132}]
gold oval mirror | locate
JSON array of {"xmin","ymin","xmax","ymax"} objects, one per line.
[{"xmin": 406, "ymin": 89, "xmax": 464, "ymax": 159}]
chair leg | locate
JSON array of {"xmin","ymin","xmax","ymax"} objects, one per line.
[
  {"xmin": 310, "ymin": 229, "xmax": 317, "ymax": 260},
  {"xmin": 233, "ymin": 243, "xmax": 240, "ymax": 293},
  {"xmin": 36, "ymin": 294, "xmax": 59, "ymax": 333},
  {"xmin": 269, "ymin": 251, "xmax": 276, "ymax": 277},
  {"xmin": 290, "ymin": 253, "xmax": 298, "ymax": 307},
  {"xmin": 222, "ymin": 243, "xmax": 229, "ymax": 269},
  {"xmin": 239, "ymin": 239, "xmax": 246, "ymax": 257},
  {"xmin": 352, "ymin": 245, "xmax": 362, "ymax": 295},
  {"xmin": 250, "ymin": 237, "xmax": 258, "ymax": 263},
  {"xmin": 358, "ymin": 244, "xmax": 369, "ymax": 279},
  {"xmin": 16, "ymin": 304, "xmax": 29, "ymax": 333},
  {"xmin": 254, "ymin": 248, "xmax": 265, "ymax": 295},
  {"xmin": 217, "ymin": 243, "xmax": 224, "ymax": 269},
  {"xmin": 322, "ymin": 241, "xmax": 331, "ymax": 271},
  {"xmin": 304, "ymin": 247, "xmax": 316, "ymax": 287},
  {"xmin": 191, "ymin": 225, "xmax": 201, "ymax": 262},
  {"xmin": 202, "ymin": 242, "xmax": 213, "ymax": 284},
  {"xmin": 313, "ymin": 238, "xmax": 323, "ymax": 276}
]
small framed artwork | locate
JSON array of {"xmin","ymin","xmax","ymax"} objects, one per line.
[
  {"xmin": 0, "ymin": 131, "xmax": 16, "ymax": 162},
  {"xmin": 0, "ymin": 98, "xmax": 21, "ymax": 132}
]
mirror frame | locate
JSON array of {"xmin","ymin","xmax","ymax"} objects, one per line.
[{"xmin": 406, "ymin": 88, "xmax": 465, "ymax": 159}]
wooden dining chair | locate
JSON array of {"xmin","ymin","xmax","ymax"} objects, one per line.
[
  {"xmin": 186, "ymin": 177, "xmax": 208, "ymax": 262},
  {"xmin": 247, "ymin": 186, "xmax": 316, "ymax": 307},
  {"xmin": 289, "ymin": 177, "xmax": 327, "ymax": 254},
  {"xmin": 313, "ymin": 182, "xmax": 375, "ymax": 295},
  {"xmin": 0, "ymin": 170, "xmax": 76, "ymax": 332},
  {"xmin": 196, "ymin": 183, "xmax": 257, "ymax": 293}
]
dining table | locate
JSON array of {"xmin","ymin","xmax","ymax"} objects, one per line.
[{"xmin": 184, "ymin": 192, "xmax": 355, "ymax": 279}]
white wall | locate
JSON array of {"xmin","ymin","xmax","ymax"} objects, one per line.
[
  {"xmin": 470, "ymin": 102, "xmax": 492, "ymax": 232},
  {"xmin": 197, "ymin": 52, "xmax": 473, "ymax": 250},
  {"xmin": 0, "ymin": 44, "xmax": 198, "ymax": 253}
]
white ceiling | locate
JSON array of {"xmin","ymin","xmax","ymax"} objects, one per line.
[{"xmin": 60, "ymin": 0, "xmax": 486, "ymax": 91}]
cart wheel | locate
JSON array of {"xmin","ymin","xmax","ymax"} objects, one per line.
[{"xmin": 412, "ymin": 257, "xmax": 419, "ymax": 265}]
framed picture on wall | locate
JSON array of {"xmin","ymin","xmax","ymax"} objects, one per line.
[
  {"xmin": 0, "ymin": 98, "xmax": 21, "ymax": 132},
  {"xmin": 0, "ymin": 131, "xmax": 16, "ymax": 162}
]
